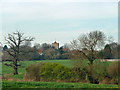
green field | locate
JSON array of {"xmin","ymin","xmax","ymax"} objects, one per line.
[
  {"xmin": 2, "ymin": 59, "xmax": 118, "ymax": 88},
  {"xmin": 2, "ymin": 59, "xmax": 111, "ymax": 79},
  {"xmin": 2, "ymin": 60, "xmax": 72, "ymax": 79},
  {"xmin": 2, "ymin": 80, "xmax": 118, "ymax": 88}
]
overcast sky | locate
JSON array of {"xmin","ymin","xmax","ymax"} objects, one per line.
[{"xmin": 1, "ymin": 0, "xmax": 118, "ymax": 46}]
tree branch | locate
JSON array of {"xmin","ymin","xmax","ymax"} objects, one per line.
[
  {"xmin": 4, "ymin": 63, "xmax": 13, "ymax": 67},
  {"xmin": 5, "ymin": 50, "xmax": 15, "ymax": 58},
  {"xmin": 79, "ymin": 50, "xmax": 91, "ymax": 61}
]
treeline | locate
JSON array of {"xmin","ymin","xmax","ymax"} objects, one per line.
[
  {"xmin": 2, "ymin": 43, "xmax": 70, "ymax": 61},
  {"xmin": 98, "ymin": 42, "xmax": 120, "ymax": 59},
  {"xmin": 24, "ymin": 61, "xmax": 119, "ymax": 84},
  {"xmin": 2, "ymin": 42, "xmax": 120, "ymax": 61},
  {"xmin": 2, "ymin": 30, "xmax": 120, "ymax": 62}
]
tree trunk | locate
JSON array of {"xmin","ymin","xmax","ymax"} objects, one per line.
[
  {"xmin": 13, "ymin": 66, "xmax": 18, "ymax": 75},
  {"xmin": 90, "ymin": 59, "xmax": 93, "ymax": 65}
]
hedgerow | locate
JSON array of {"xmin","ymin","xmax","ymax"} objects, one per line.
[
  {"xmin": 24, "ymin": 62, "xmax": 75, "ymax": 82},
  {"xmin": 24, "ymin": 61, "xmax": 120, "ymax": 84}
]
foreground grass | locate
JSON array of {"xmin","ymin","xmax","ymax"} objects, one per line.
[{"xmin": 2, "ymin": 80, "xmax": 118, "ymax": 88}]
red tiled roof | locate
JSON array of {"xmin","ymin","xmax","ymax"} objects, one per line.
[
  {"xmin": 38, "ymin": 49, "xmax": 43, "ymax": 54},
  {"xmin": 62, "ymin": 48, "xmax": 70, "ymax": 52}
]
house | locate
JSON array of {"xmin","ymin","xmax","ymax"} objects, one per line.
[
  {"xmin": 38, "ymin": 49, "xmax": 43, "ymax": 55},
  {"xmin": 62, "ymin": 48, "xmax": 70, "ymax": 52}
]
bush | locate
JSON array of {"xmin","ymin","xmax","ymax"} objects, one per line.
[
  {"xmin": 53, "ymin": 63, "xmax": 74, "ymax": 81},
  {"xmin": 71, "ymin": 59, "xmax": 90, "ymax": 82},
  {"xmin": 39, "ymin": 63, "xmax": 75, "ymax": 81},
  {"xmin": 107, "ymin": 61, "xmax": 120, "ymax": 84},
  {"xmin": 39, "ymin": 63, "xmax": 56, "ymax": 81},
  {"xmin": 24, "ymin": 60, "xmax": 120, "ymax": 84},
  {"xmin": 72, "ymin": 65, "xmax": 89, "ymax": 82},
  {"xmin": 71, "ymin": 59, "xmax": 110, "ymax": 84},
  {"xmin": 91, "ymin": 60, "xmax": 109, "ymax": 84},
  {"xmin": 90, "ymin": 61, "xmax": 119, "ymax": 84},
  {"xmin": 24, "ymin": 62, "xmax": 75, "ymax": 82},
  {"xmin": 24, "ymin": 62, "xmax": 45, "ymax": 81}
]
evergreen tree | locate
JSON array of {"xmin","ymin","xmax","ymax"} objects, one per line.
[
  {"xmin": 3, "ymin": 45, "xmax": 8, "ymax": 50},
  {"xmin": 104, "ymin": 44, "xmax": 113, "ymax": 59}
]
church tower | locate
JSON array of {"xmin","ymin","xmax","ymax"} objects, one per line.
[{"xmin": 52, "ymin": 41, "xmax": 59, "ymax": 49}]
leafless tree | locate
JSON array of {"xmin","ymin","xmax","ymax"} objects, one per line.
[
  {"xmin": 24, "ymin": 41, "xmax": 32, "ymax": 47},
  {"xmin": 4, "ymin": 31, "xmax": 34, "ymax": 75},
  {"xmin": 63, "ymin": 43, "xmax": 71, "ymax": 49},
  {"xmin": 34, "ymin": 43, "xmax": 41, "ymax": 50},
  {"xmin": 71, "ymin": 31, "xmax": 106, "ymax": 65}
]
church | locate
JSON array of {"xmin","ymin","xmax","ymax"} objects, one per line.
[{"xmin": 52, "ymin": 41, "xmax": 59, "ymax": 49}]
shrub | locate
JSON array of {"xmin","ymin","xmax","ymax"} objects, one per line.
[
  {"xmin": 24, "ymin": 60, "xmax": 120, "ymax": 84},
  {"xmin": 91, "ymin": 60, "xmax": 109, "ymax": 84},
  {"xmin": 71, "ymin": 59, "xmax": 90, "ymax": 82},
  {"xmin": 24, "ymin": 62, "xmax": 75, "ymax": 82},
  {"xmin": 71, "ymin": 59, "xmax": 110, "ymax": 84},
  {"xmin": 107, "ymin": 61, "xmax": 120, "ymax": 84},
  {"xmin": 24, "ymin": 62, "xmax": 45, "ymax": 81},
  {"xmin": 53, "ymin": 64, "xmax": 74, "ymax": 81},
  {"xmin": 39, "ymin": 63, "xmax": 75, "ymax": 81},
  {"xmin": 39, "ymin": 63, "xmax": 56, "ymax": 81},
  {"xmin": 72, "ymin": 65, "xmax": 89, "ymax": 82}
]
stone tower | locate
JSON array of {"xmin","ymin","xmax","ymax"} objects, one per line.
[{"xmin": 52, "ymin": 41, "xmax": 59, "ymax": 49}]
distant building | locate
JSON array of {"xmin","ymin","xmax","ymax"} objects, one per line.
[
  {"xmin": 52, "ymin": 41, "xmax": 59, "ymax": 49},
  {"xmin": 38, "ymin": 49, "xmax": 43, "ymax": 55},
  {"xmin": 62, "ymin": 48, "xmax": 70, "ymax": 52}
]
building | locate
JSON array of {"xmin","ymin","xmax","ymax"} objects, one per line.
[
  {"xmin": 38, "ymin": 49, "xmax": 43, "ymax": 55},
  {"xmin": 62, "ymin": 48, "xmax": 70, "ymax": 52},
  {"xmin": 52, "ymin": 41, "xmax": 59, "ymax": 49}
]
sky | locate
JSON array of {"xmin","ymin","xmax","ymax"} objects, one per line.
[{"xmin": 1, "ymin": 0, "xmax": 119, "ymax": 46}]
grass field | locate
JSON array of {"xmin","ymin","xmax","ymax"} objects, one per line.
[
  {"xmin": 2, "ymin": 59, "xmax": 72, "ymax": 79},
  {"xmin": 2, "ymin": 80, "xmax": 119, "ymax": 88},
  {"xmin": 2, "ymin": 59, "xmax": 118, "ymax": 88}
]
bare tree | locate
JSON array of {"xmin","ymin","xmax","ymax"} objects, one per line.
[
  {"xmin": 24, "ymin": 41, "xmax": 32, "ymax": 47},
  {"xmin": 34, "ymin": 43, "xmax": 41, "ymax": 50},
  {"xmin": 71, "ymin": 31, "xmax": 106, "ymax": 65},
  {"xmin": 63, "ymin": 43, "xmax": 71, "ymax": 49},
  {"xmin": 4, "ymin": 31, "xmax": 34, "ymax": 75}
]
